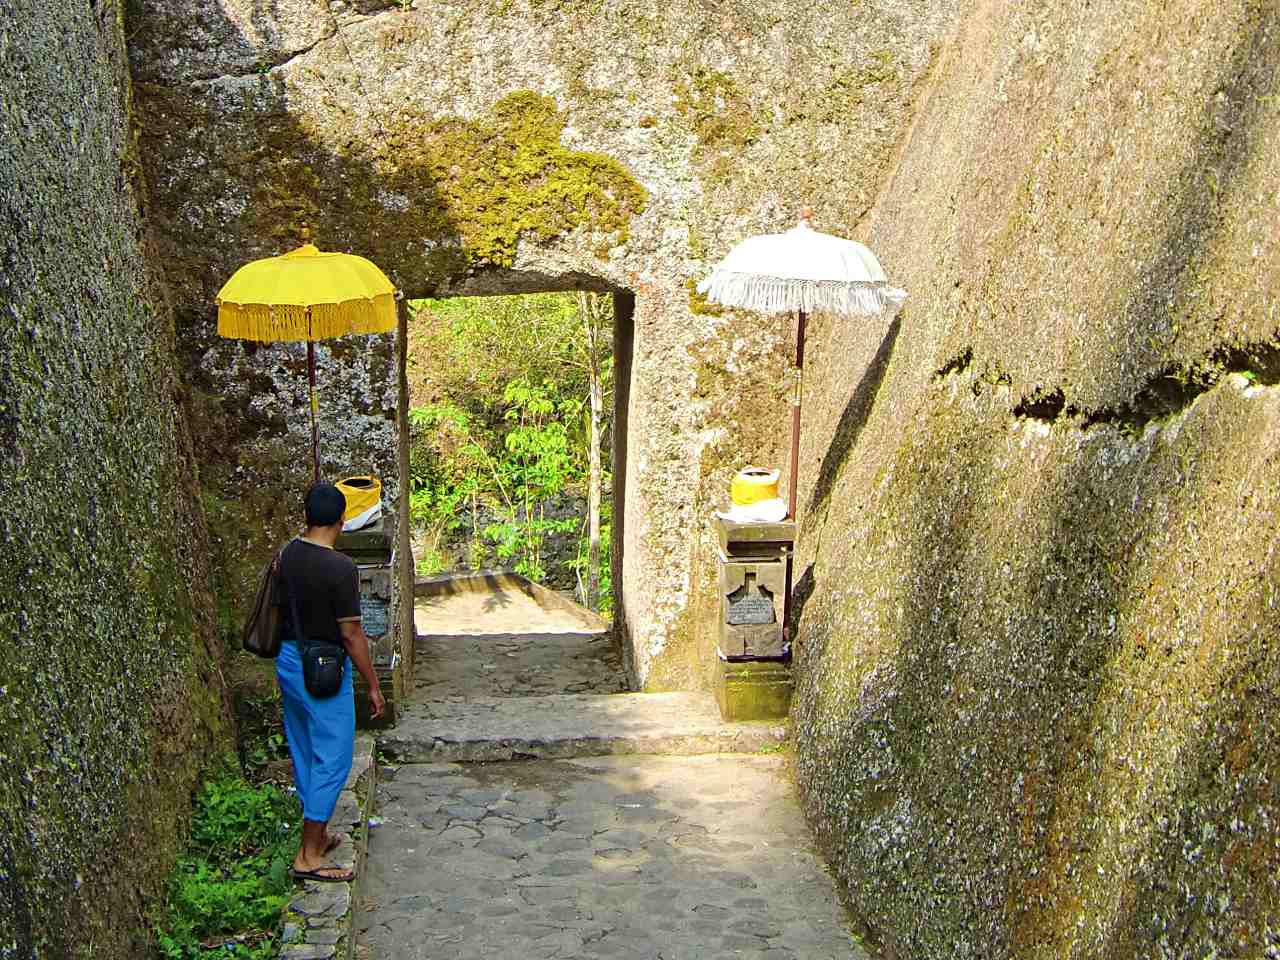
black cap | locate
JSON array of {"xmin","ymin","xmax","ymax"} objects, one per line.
[{"xmin": 304, "ymin": 482, "xmax": 347, "ymax": 527}]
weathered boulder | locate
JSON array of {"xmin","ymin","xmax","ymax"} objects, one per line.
[
  {"xmin": 0, "ymin": 1, "xmax": 231, "ymax": 956},
  {"xmin": 127, "ymin": 0, "xmax": 957, "ymax": 686},
  {"xmin": 792, "ymin": 1, "xmax": 1280, "ymax": 956}
]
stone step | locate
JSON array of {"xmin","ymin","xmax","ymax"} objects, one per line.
[
  {"xmin": 279, "ymin": 733, "xmax": 375, "ymax": 960},
  {"xmin": 378, "ymin": 692, "xmax": 786, "ymax": 763}
]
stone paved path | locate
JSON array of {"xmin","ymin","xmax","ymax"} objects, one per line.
[
  {"xmin": 359, "ymin": 579, "xmax": 863, "ymax": 959},
  {"xmin": 414, "ymin": 580, "xmax": 623, "ymax": 698},
  {"xmin": 413, "ymin": 630, "xmax": 626, "ymax": 699},
  {"xmin": 357, "ymin": 756, "xmax": 863, "ymax": 960}
]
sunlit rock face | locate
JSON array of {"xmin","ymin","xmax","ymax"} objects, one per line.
[
  {"xmin": 126, "ymin": 0, "xmax": 960, "ymax": 688},
  {"xmin": 125, "ymin": 0, "xmax": 1278, "ymax": 954},
  {"xmin": 1, "ymin": 3, "xmax": 230, "ymax": 957},
  {"xmin": 790, "ymin": 2, "xmax": 1280, "ymax": 957}
]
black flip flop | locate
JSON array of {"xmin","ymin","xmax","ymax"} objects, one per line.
[{"xmin": 289, "ymin": 864, "xmax": 354, "ymax": 884}]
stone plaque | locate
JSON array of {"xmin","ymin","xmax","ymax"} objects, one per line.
[
  {"xmin": 726, "ymin": 577, "xmax": 775, "ymax": 626},
  {"xmin": 361, "ymin": 597, "xmax": 390, "ymax": 638}
]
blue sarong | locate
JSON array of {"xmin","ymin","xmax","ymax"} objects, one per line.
[{"xmin": 276, "ymin": 640, "xmax": 354, "ymax": 823}]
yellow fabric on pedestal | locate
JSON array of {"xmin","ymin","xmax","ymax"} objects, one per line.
[
  {"xmin": 336, "ymin": 476, "xmax": 381, "ymax": 523},
  {"xmin": 730, "ymin": 467, "xmax": 780, "ymax": 505}
]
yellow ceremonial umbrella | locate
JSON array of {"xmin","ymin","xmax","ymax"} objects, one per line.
[{"xmin": 216, "ymin": 230, "xmax": 397, "ymax": 482}]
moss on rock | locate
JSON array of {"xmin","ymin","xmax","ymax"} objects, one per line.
[
  {"xmin": 408, "ymin": 90, "xmax": 648, "ymax": 266},
  {"xmin": 790, "ymin": 2, "xmax": 1280, "ymax": 956},
  {"xmin": 224, "ymin": 89, "xmax": 648, "ymax": 285},
  {"xmin": 674, "ymin": 68, "xmax": 761, "ymax": 151},
  {"xmin": 0, "ymin": 2, "xmax": 229, "ymax": 956}
]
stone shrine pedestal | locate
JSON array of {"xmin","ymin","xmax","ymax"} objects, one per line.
[
  {"xmin": 336, "ymin": 518, "xmax": 401, "ymax": 729},
  {"xmin": 713, "ymin": 517, "xmax": 795, "ymax": 721}
]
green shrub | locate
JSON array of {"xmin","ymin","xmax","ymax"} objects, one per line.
[
  {"xmin": 152, "ymin": 775, "xmax": 298, "ymax": 959},
  {"xmin": 406, "ymin": 293, "xmax": 615, "ymax": 598}
]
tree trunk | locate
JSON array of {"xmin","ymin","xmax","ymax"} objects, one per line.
[
  {"xmin": 587, "ymin": 355, "xmax": 603, "ymax": 611},
  {"xmin": 579, "ymin": 292, "xmax": 604, "ymax": 610}
]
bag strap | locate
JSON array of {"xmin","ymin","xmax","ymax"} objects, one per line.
[
  {"xmin": 268, "ymin": 548, "xmax": 283, "ymax": 602},
  {"xmin": 280, "ymin": 539, "xmax": 310, "ymax": 654}
]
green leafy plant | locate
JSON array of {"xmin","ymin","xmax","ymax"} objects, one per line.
[
  {"xmin": 405, "ymin": 293, "xmax": 615, "ymax": 599},
  {"xmin": 235, "ymin": 690, "xmax": 289, "ymax": 779},
  {"xmin": 475, "ymin": 379, "xmax": 583, "ymax": 578},
  {"xmin": 243, "ymin": 732, "xmax": 286, "ymax": 771},
  {"xmin": 416, "ymin": 545, "xmax": 446, "ymax": 576},
  {"xmin": 466, "ymin": 539, "xmax": 489, "ymax": 569},
  {"xmin": 483, "ymin": 514, "xmax": 578, "ymax": 582},
  {"xmin": 152, "ymin": 775, "xmax": 299, "ymax": 959}
]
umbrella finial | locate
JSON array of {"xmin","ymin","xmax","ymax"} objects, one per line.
[
  {"xmin": 800, "ymin": 206, "xmax": 814, "ymax": 227},
  {"xmin": 300, "ymin": 222, "xmax": 311, "ymax": 244}
]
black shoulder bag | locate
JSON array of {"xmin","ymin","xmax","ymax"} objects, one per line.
[{"xmin": 282, "ymin": 543, "xmax": 348, "ymax": 699}]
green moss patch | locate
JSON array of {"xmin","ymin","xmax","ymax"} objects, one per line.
[
  {"xmin": 181, "ymin": 87, "xmax": 649, "ymax": 299},
  {"xmin": 2, "ymin": 4, "xmax": 228, "ymax": 957},
  {"xmin": 686, "ymin": 278, "xmax": 724, "ymax": 316},
  {"xmin": 674, "ymin": 68, "xmax": 761, "ymax": 151},
  {"xmin": 411, "ymin": 91, "xmax": 647, "ymax": 266}
]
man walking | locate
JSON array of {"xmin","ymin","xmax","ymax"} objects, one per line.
[{"xmin": 277, "ymin": 482, "xmax": 385, "ymax": 883}]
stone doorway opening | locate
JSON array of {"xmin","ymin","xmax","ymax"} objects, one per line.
[{"xmin": 397, "ymin": 284, "xmax": 636, "ymax": 698}]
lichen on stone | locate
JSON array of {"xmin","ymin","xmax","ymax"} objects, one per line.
[
  {"xmin": 1, "ymin": 3, "xmax": 230, "ymax": 956},
  {"xmin": 407, "ymin": 90, "xmax": 649, "ymax": 266},
  {"xmin": 674, "ymin": 67, "xmax": 761, "ymax": 151}
]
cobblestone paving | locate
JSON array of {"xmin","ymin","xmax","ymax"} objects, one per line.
[
  {"xmin": 413, "ymin": 585, "xmax": 624, "ymax": 699},
  {"xmin": 413, "ymin": 631, "xmax": 626, "ymax": 699},
  {"xmin": 357, "ymin": 755, "xmax": 863, "ymax": 960},
  {"xmin": 363, "ymin": 585, "xmax": 860, "ymax": 958}
]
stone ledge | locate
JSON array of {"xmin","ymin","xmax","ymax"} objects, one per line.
[
  {"xmin": 279, "ymin": 734, "xmax": 375, "ymax": 960},
  {"xmin": 378, "ymin": 692, "xmax": 787, "ymax": 763}
]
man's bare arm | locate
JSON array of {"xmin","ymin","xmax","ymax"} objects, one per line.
[{"xmin": 339, "ymin": 620, "xmax": 385, "ymax": 718}]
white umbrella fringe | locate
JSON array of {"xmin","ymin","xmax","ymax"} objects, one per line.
[{"xmin": 697, "ymin": 272, "xmax": 907, "ymax": 317}]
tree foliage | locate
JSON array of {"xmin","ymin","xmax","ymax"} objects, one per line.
[{"xmin": 406, "ymin": 293, "xmax": 614, "ymax": 608}]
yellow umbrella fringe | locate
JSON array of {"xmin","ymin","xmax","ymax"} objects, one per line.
[{"xmin": 217, "ymin": 294, "xmax": 397, "ymax": 342}]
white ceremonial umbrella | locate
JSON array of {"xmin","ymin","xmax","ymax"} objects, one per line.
[
  {"xmin": 697, "ymin": 208, "xmax": 906, "ymax": 644},
  {"xmin": 697, "ymin": 208, "xmax": 906, "ymax": 520}
]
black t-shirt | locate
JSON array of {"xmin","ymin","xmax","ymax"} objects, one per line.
[{"xmin": 279, "ymin": 538, "xmax": 362, "ymax": 643}]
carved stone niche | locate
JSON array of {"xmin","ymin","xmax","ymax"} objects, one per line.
[
  {"xmin": 338, "ymin": 518, "xmax": 399, "ymax": 729},
  {"xmin": 719, "ymin": 560, "xmax": 787, "ymax": 658}
]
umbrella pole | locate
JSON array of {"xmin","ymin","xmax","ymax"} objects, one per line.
[
  {"xmin": 787, "ymin": 310, "xmax": 807, "ymax": 519},
  {"xmin": 307, "ymin": 311, "xmax": 320, "ymax": 484},
  {"xmin": 784, "ymin": 309, "xmax": 807, "ymax": 647}
]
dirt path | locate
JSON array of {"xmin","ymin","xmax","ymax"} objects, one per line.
[{"xmin": 413, "ymin": 585, "xmax": 603, "ymax": 637}]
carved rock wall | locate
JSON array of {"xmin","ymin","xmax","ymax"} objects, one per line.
[
  {"xmin": 792, "ymin": 1, "xmax": 1280, "ymax": 955},
  {"xmin": 127, "ymin": 0, "xmax": 960, "ymax": 686},
  {"xmin": 0, "ymin": 1, "xmax": 230, "ymax": 956}
]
